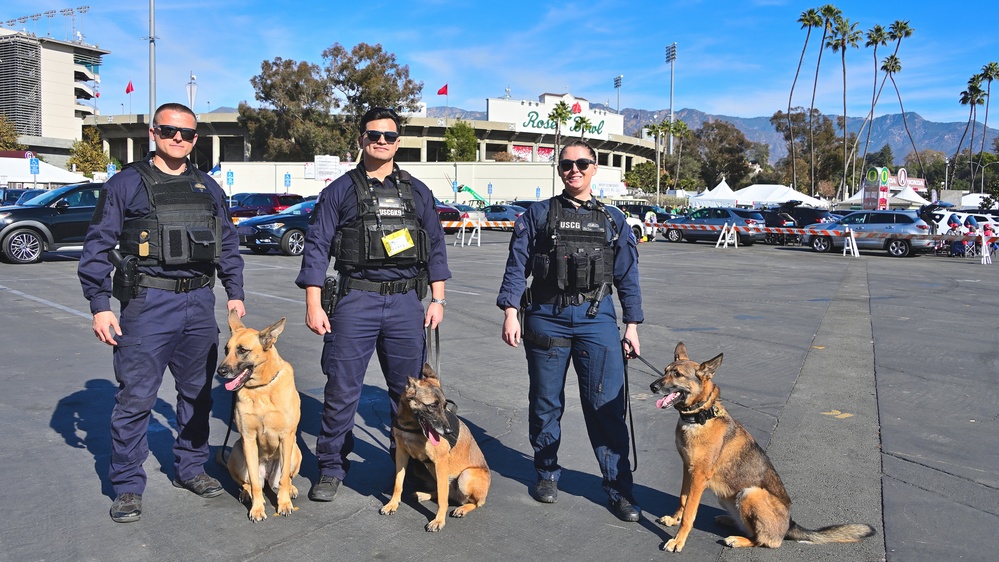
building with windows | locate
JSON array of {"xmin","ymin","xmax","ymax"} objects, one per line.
[{"xmin": 0, "ymin": 28, "xmax": 108, "ymax": 168}]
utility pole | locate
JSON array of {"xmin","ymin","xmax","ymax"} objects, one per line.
[
  {"xmin": 614, "ymin": 75, "xmax": 623, "ymax": 113},
  {"xmin": 148, "ymin": 0, "xmax": 156, "ymax": 152}
]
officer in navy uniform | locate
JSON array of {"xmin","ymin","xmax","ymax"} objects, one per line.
[
  {"xmin": 79, "ymin": 103, "xmax": 245, "ymax": 523},
  {"xmin": 297, "ymin": 107, "xmax": 450, "ymax": 502},
  {"xmin": 497, "ymin": 140, "xmax": 644, "ymax": 522}
]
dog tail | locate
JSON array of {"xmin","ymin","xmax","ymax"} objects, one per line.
[{"xmin": 785, "ymin": 521, "xmax": 876, "ymax": 544}]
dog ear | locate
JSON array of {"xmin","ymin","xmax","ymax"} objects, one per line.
[
  {"xmin": 697, "ymin": 353, "xmax": 723, "ymax": 379},
  {"xmin": 674, "ymin": 342, "xmax": 688, "ymax": 362},
  {"xmin": 227, "ymin": 308, "xmax": 245, "ymax": 333},
  {"xmin": 258, "ymin": 318, "xmax": 286, "ymax": 350},
  {"xmin": 421, "ymin": 362, "xmax": 439, "ymax": 380}
]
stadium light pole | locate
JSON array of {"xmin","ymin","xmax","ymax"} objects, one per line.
[
  {"xmin": 665, "ymin": 43, "xmax": 677, "ymax": 155},
  {"xmin": 614, "ymin": 75, "xmax": 623, "ymax": 113}
]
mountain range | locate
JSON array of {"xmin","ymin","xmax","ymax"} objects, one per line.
[{"xmin": 428, "ymin": 105, "xmax": 998, "ymax": 166}]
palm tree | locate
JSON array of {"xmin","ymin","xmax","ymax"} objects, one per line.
[
  {"xmin": 574, "ymin": 116, "xmax": 593, "ymax": 139},
  {"xmin": 547, "ymin": 101, "xmax": 572, "ymax": 195},
  {"xmin": 788, "ymin": 8, "xmax": 822, "ymax": 192},
  {"xmin": 645, "ymin": 119, "xmax": 669, "ymax": 202},
  {"xmin": 827, "ymin": 16, "xmax": 862, "ymax": 199},
  {"xmin": 807, "ymin": 4, "xmax": 841, "ymax": 196},
  {"xmin": 859, "ymin": 25, "xmax": 888, "ymax": 175},
  {"xmin": 954, "ymin": 75, "xmax": 985, "ymax": 183},
  {"xmin": 669, "ymin": 119, "xmax": 690, "ymax": 191},
  {"xmin": 882, "ymin": 55, "xmax": 923, "ymax": 176},
  {"xmin": 977, "ymin": 62, "xmax": 999, "ymax": 191}
]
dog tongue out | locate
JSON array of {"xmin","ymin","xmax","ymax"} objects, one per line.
[
  {"xmin": 421, "ymin": 421, "xmax": 441, "ymax": 446},
  {"xmin": 224, "ymin": 368, "xmax": 251, "ymax": 391},
  {"xmin": 657, "ymin": 391, "xmax": 681, "ymax": 409}
]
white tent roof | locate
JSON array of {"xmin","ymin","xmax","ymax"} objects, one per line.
[
  {"xmin": 690, "ymin": 178, "xmax": 737, "ymax": 206},
  {"xmin": 894, "ymin": 185, "xmax": 930, "ymax": 205},
  {"xmin": 961, "ymin": 193, "xmax": 997, "ymax": 209},
  {"xmin": 730, "ymin": 184, "xmax": 829, "ymax": 208},
  {"xmin": 0, "ymin": 157, "xmax": 88, "ymax": 185}
]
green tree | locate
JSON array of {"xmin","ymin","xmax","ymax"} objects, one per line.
[
  {"xmin": 694, "ymin": 121, "xmax": 753, "ymax": 188},
  {"xmin": 322, "ymin": 42, "xmax": 423, "ymax": 127},
  {"xmin": 623, "ymin": 161, "xmax": 662, "ymax": 193},
  {"xmin": 954, "ymin": 74, "xmax": 985, "ymax": 180},
  {"xmin": 858, "ymin": 25, "xmax": 888, "ymax": 172},
  {"xmin": 0, "ymin": 114, "xmax": 26, "ymax": 151},
  {"xmin": 807, "ymin": 4, "xmax": 842, "ymax": 196},
  {"xmin": 787, "ymin": 8, "xmax": 823, "ymax": 192},
  {"xmin": 976, "ymin": 61, "xmax": 999, "ymax": 192},
  {"xmin": 444, "ymin": 119, "xmax": 478, "ymax": 161},
  {"xmin": 881, "ymin": 55, "xmax": 924, "ymax": 177},
  {"xmin": 867, "ymin": 144, "xmax": 894, "ymax": 168},
  {"xmin": 666, "ymin": 119, "xmax": 691, "ymax": 190},
  {"xmin": 547, "ymin": 101, "xmax": 572, "ymax": 194},
  {"xmin": 68, "ymin": 127, "xmax": 110, "ymax": 178},
  {"xmin": 573, "ymin": 116, "xmax": 594, "ymax": 139},
  {"xmin": 828, "ymin": 15, "xmax": 862, "ymax": 198}
]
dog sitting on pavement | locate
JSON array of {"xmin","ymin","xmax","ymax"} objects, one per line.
[
  {"xmin": 379, "ymin": 363, "xmax": 490, "ymax": 532},
  {"xmin": 216, "ymin": 310, "xmax": 302, "ymax": 522},
  {"xmin": 649, "ymin": 342, "xmax": 875, "ymax": 552}
]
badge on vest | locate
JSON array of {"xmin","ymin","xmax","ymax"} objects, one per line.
[
  {"xmin": 193, "ymin": 182, "xmax": 207, "ymax": 191},
  {"xmin": 382, "ymin": 228, "xmax": 416, "ymax": 256}
]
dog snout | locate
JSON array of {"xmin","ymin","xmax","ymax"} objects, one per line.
[
  {"xmin": 650, "ymin": 378, "xmax": 666, "ymax": 393},
  {"xmin": 216, "ymin": 362, "xmax": 234, "ymax": 378}
]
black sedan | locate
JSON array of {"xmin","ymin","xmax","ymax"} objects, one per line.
[{"xmin": 236, "ymin": 200, "xmax": 315, "ymax": 256}]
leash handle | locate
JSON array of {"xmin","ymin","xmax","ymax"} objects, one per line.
[
  {"xmin": 621, "ymin": 337, "xmax": 662, "ymax": 375},
  {"xmin": 425, "ymin": 325, "xmax": 442, "ymax": 378}
]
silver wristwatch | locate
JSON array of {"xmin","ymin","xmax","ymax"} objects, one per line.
[{"xmin": 430, "ymin": 298, "xmax": 446, "ymax": 307}]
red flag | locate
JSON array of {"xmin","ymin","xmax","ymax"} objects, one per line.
[
  {"xmin": 437, "ymin": 84, "xmax": 448, "ymax": 95},
  {"xmin": 125, "ymin": 81, "xmax": 134, "ymax": 94}
]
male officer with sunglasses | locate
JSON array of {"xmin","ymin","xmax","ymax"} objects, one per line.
[
  {"xmin": 79, "ymin": 102, "xmax": 245, "ymax": 522},
  {"xmin": 497, "ymin": 140, "xmax": 644, "ymax": 522},
  {"xmin": 297, "ymin": 107, "xmax": 450, "ymax": 502}
]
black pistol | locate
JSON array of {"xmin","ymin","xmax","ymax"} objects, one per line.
[
  {"xmin": 586, "ymin": 282, "xmax": 611, "ymax": 318},
  {"xmin": 110, "ymin": 249, "xmax": 138, "ymax": 304},
  {"xmin": 320, "ymin": 276, "xmax": 339, "ymax": 315}
]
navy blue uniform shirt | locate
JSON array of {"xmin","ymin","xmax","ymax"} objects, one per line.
[
  {"xmin": 78, "ymin": 163, "xmax": 245, "ymax": 314},
  {"xmin": 295, "ymin": 169, "xmax": 451, "ymax": 288},
  {"xmin": 496, "ymin": 196, "xmax": 644, "ymax": 324}
]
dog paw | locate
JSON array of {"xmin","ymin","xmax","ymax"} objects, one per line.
[
  {"xmin": 414, "ymin": 491, "xmax": 433, "ymax": 502},
  {"xmin": 248, "ymin": 505, "xmax": 267, "ymax": 522},
  {"xmin": 723, "ymin": 535, "xmax": 754, "ymax": 548},
  {"xmin": 425, "ymin": 518, "xmax": 446, "ymax": 532},
  {"xmin": 380, "ymin": 502, "xmax": 399, "ymax": 515},
  {"xmin": 663, "ymin": 538, "xmax": 684, "ymax": 552},
  {"xmin": 658, "ymin": 515, "xmax": 680, "ymax": 527},
  {"xmin": 290, "ymin": 485, "xmax": 299, "ymax": 499},
  {"xmin": 276, "ymin": 500, "xmax": 295, "ymax": 516},
  {"xmin": 450, "ymin": 507, "xmax": 469, "ymax": 518}
]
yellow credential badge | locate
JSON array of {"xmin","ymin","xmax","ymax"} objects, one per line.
[{"xmin": 382, "ymin": 228, "xmax": 415, "ymax": 256}]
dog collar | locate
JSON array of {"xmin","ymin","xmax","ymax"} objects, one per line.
[{"xmin": 678, "ymin": 386, "xmax": 720, "ymax": 425}]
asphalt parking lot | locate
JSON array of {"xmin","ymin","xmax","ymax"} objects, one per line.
[{"xmin": 1, "ymin": 231, "xmax": 996, "ymax": 561}]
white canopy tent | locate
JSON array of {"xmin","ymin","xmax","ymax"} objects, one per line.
[
  {"xmin": 0, "ymin": 157, "xmax": 88, "ymax": 187},
  {"xmin": 961, "ymin": 193, "xmax": 997, "ymax": 210},
  {"xmin": 689, "ymin": 179, "xmax": 736, "ymax": 207},
  {"xmin": 730, "ymin": 184, "xmax": 829, "ymax": 208}
]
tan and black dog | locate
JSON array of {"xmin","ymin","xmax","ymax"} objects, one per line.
[
  {"xmin": 216, "ymin": 310, "xmax": 302, "ymax": 522},
  {"xmin": 649, "ymin": 342, "xmax": 875, "ymax": 552},
  {"xmin": 380, "ymin": 363, "xmax": 490, "ymax": 532}
]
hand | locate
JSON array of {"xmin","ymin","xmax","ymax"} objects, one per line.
[
  {"xmin": 227, "ymin": 299, "xmax": 245, "ymax": 318},
  {"xmin": 92, "ymin": 310, "xmax": 121, "ymax": 346},
  {"xmin": 622, "ymin": 323, "xmax": 640, "ymax": 358},
  {"xmin": 425, "ymin": 301, "xmax": 444, "ymax": 329},
  {"xmin": 305, "ymin": 303, "xmax": 331, "ymax": 335},
  {"xmin": 501, "ymin": 308, "xmax": 521, "ymax": 348}
]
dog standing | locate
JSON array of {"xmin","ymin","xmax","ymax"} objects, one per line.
[
  {"xmin": 216, "ymin": 310, "xmax": 302, "ymax": 522},
  {"xmin": 380, "ymin": 364, "xmax": 490, "ymax": 532},
  {"xmin": 649, "ymin": 342, "xmax": 875, "ymax": 552}
]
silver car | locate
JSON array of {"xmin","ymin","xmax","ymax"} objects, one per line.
[
  {"xmin": 801, "ymin": 210, "xmax": 934, "ymax": 257},
  {"xmin": 661, "ymin": 207, "xmax": 766, "ymax": 245}
]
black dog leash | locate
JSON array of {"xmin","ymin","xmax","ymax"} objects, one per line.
[
  {"xmin": 215, "ymin": 395, "xmax": 237, "ymax": 466},
  {"xmin": 620, "ymin": 338, "xmax": 667, "ymax": 473},
  {"xmin": 425, "ymin": 325, "xmax": 441, "ymax": 378}
]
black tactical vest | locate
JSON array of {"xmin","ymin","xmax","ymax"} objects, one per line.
[
  {"xmin": 333, "ymin": 165, "xmax": 429, "ymax": 270},
  {"xmin": 118, "ymin": 160, "xmax": 222, "ymax": 267},
  {"xmin": 532, "ymin": 196, "xmax": 617, "ymax": 296}
]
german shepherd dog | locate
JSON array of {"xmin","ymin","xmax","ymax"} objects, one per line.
[
  {"xmin": 380, "ymin": 364, "xmax": 490, "ymax": 532},
  {"xmin": 649, "ymin": 342, "xmax": 875, "ymax": 552},
  {"xmin": 216, "ymin": 310, "xmax": 302, "ymax": 522}
]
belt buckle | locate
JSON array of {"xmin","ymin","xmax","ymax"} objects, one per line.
[
  {"xmin": 379, "ymin": 282, "xmax": 390, "ymax": 296},
  {"xmin": 176, "ymin": 278, "xmax": 191, "ymax": 293}
]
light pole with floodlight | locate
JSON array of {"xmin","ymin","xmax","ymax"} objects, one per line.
[
  {"xmin": 614, "ymin": 75, "xmax": 623, "ymax": 113},
  {"xmin": 665, "ymin": 43, "xmax": 676, "ymax": 155}
]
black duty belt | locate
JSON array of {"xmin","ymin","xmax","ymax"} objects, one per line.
[
  {"xmin": 531, "ymin": 289, "xmax": 607, "ymax": 306},
  {"xmin": 137, "ymin": 273, "xmax": 214, "ymax": 293},
  {"xmin": 345, "ymin": 276, "xmax": 417, "ymax": 295}
]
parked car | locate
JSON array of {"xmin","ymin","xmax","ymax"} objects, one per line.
[
  {"xmin": 759, "ymin": 208, "xmax": 798, "ymax": 245},
  {"xmin": 509, "ymin": 200, "xmax": 541, "ymax": 211},
  {"xmin": 661, "ymin": 207, "xmax": 766, "ymax": 245},
  {"xmin": 13, "ymin": 189, "xmax": 48, "ymax": 206},
  {"xmin": 433, "ymin": 198, "xmax": 462, "ymax": 233},
  {"xmin": 482, "ymin": 204, "xmax": 526, "ymax": 229},
  {"xmin": 776, "ymin": 200, "xmax": 835, "ymax": 227},
  {"xmin": 927, "ymin": 210, "xmax": 999, "ymax": 235},
  {"xmin": 1, "ymin": 187, "xmax": 33, "ymax": 206},
  {"xmin": 228, "ymin": 192, "xmax": 253, "ymax": 207},
  {"xmin": 605, "ymin": 205, "xmax": 656, "ymax": 241},
  {"xmin": 617, "ymin": 203, "xmax": 672, "ymax": 223},
  {"xmin": 0, "ymin": 182, "xmax": 103, "ymax": 264},
  {"xmin": 236, "ymin": 200, "xmax": 315, "ymax": 256},
  {"xmin": 229, "ymin": 193, "xmax": 304, "ymax": 223},
  {"xmin": 801, "ymin": 210, "xmax": 934, "ymax": 257},
  {"xmin": 453, "ymin": 204, "xmax": 486, "ymax": 225}
]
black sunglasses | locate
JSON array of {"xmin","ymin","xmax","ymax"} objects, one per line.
[
  {"xmin": 154, "ymin": 125, "xmax": 197, "ymax": 142},
  {"xmin": 364, "ymin": 130, "xmax": 400, "ymax": 142},
  {"xmin": 559, "ymin": 158, "xmax": 595, "ymax": 172}
]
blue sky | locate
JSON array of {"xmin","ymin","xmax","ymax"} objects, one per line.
[{"xmin": 4, "ymin": 1, "xmax": 998, "ymax": 125}]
